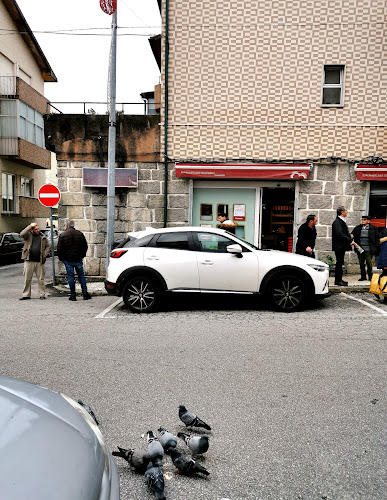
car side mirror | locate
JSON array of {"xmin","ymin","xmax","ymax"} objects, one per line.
[{"xmin": 227, "ymin": 244, "xmax": 243, "ymax": 258}]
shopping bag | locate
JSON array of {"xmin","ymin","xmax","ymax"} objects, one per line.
[{"xmin": 369, "ymin": 273, "xmax": 387, "ymax": 296}]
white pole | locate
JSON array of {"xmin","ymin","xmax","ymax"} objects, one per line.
[{"xmin": 106, "ymin": 8, "xmax": 117, "ymax": 275}]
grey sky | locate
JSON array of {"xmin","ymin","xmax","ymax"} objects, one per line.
[{"xmin": 16, "ymin": 0, "xmax": 161, "ymax": 114}]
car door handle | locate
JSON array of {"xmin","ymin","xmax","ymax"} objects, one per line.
[
  {"xmin": 146, "ymin": 255, "xmax": 160, "ymax": 260},
  {"xmin": 201, "ymin": 260, "xmax": 214, "ymax": 265}
]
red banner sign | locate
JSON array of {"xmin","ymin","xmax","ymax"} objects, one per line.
[
  {"xmin": 355, "ymin": 164, "xmax": 387, "ymax": 181},
  {"xmin": 100, "ymin": 0, "xmax": 117, "ymax": 15},
  {"xmin": 175, "ymin": 163, "xmax": 311, "ymax": 180}
]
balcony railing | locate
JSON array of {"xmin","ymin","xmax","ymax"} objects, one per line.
[
  {"xmin": 0, "ymin": 76, "xmax": 16, "ymax": 96},
  {"xmin": 48, "ymin": 101, "xmax": 161, "ymax": 115}
]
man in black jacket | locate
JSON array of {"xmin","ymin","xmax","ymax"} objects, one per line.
[
  {"xmin": 296, "ymin": 214, "xmax": 317, "ymax": 258},
  {"xmin": 57, "ymin": 219, "xmax": 91, "ymax": 301},
  {"xmin": 332, "ymin": 206, "xmax": 355, "ymax": 286},
  {"xmin": 351, "ymin": 215, "xmax": 379, "ymax": 281}
]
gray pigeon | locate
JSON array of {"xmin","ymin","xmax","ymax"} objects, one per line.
[
  {"xmin": 145, "ymin": 463, "xmax": 166, "ymax": 500},
  {"xmin": 177, "ymin": 432, "xmax": 209, "ymax": 455},
  {"xmin": 77, "ymin": 399, "xmax": 99, "ymax": 425},
  {"xmin": 178, "ymin": 405, "xmax": 211, "ymax": 430},
  {"xmin": 157, "ymin": 427, "xmax": 177, "ymax": 451},
  {"xmin": 112, "ymin": 446, "xmax": 150, "ymax": 473},
  {"xmin": 168, "ymin": 448, "xmax": 210, "ymax": 476},
  {"xmin": 147, "ymin": 430, "xmax": 164, "ymax": 466}
]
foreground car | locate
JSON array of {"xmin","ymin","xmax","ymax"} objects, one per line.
[
  {"xmin": 0, "ymin": 375, "xmax": 119, "ymax": 500},
  {"xmin": 105, "ymin": 226, "xmax": 329, "ymax": 313},
  {"xmin": 0, "ymin": 232, "xmax": 24, "ymax": 264}
]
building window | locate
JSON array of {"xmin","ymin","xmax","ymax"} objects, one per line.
[
  {"xmin": 19, "ymin": 101, "xmax": 45, "ymax": 148},
  {"xmin": 21, "ymin": 176, "xmax": 33, "ymax": 197},
  {"xmin": 322, "ymin": 65, "xmax": 345, "ymax": 107},
  {"xmin": 2, "ymin": 172, "xmax": 16, "ymax": 213}
]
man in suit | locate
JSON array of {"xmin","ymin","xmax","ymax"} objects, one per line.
[
  {"xmin": 296, "ymin": 214, "xmax": 318, "ymax": 258},
  {"xmin": 351, "ymin": 215, "xmax": 379, "ymax": 281},
  {"xmin": 332, "ymin": 206, "xmax": 355, "ymax": 286}
]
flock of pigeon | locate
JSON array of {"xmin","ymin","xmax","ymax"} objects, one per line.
[{"xmin": 112, "ymin": 405, "xmax": 212, "ymax": 500}]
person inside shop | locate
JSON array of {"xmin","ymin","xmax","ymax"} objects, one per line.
[
  {"xmin": 350, "ymin": 215, "xmax": 380, "ymax": 281},
  {"xmin": 217, "ymin": 212, "xmax": 237, "ymax": 234},
  {"xmin": 296, "ymin": 214, "xmax": 317, "ymax": 258}
]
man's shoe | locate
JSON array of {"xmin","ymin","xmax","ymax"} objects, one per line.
[
  {"xmin": 358, "ymin": 278, "xmax": 367, "ymax": 281},
  {"xmin": 335, "ymin": 281, "xmax": 348, "ymax": 286},
  {"xmin": 83, "ymin": 293, "xmax": 92, "ymax": 300},
  {"xmin": 69, "ymin": 295, "xmax": 77, "ymax": 301},
  {"xmin": 40, "ymin": 296, "xmax": 46, "ymax": 299},
  {"xmin": 19, "ymin": 297, "xmax": 31, "ymax": 300}
]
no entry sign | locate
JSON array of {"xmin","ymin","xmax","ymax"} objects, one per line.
[
  {"xmin": 100, "ymin": 0, "xmax": 117, "ymax": 14},
  {"xmin": 38, "ymin": 184, "xmax": 61, "ymax": 207}
]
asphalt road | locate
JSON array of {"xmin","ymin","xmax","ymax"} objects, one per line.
[{"xmin": 1, "ymin": 261, "xmax": 386, "ymax": 499}]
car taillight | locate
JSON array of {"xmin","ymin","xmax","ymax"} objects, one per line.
[{"xmin": 110, "ymin": 249, "xmax": 128, "ymax": 258}]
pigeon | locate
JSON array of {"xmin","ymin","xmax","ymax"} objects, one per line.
[
  {"xmin": 157, "ymin": 427, "xmax": 178, "ymax": 451},
  {"xmin": 77, "ymin": 399, "xmax": 99, "ymax": 425},
  {"xmin": 177, "ymin": 432, "xmax": 209, "ymax": 455},
  {"xmin": 146, "ymin": 430, "xmax": 164, "ymax": 466},
  {"xmin": 112, "ymin": 447, "xmax": 150, "ymax": 473},
  {"xmin": 145, "ymin": 463, "xmax": 166, "ymax": 500},
  {"xmin": 168, "ymin": 448, "xmax": 210, "ymax": 476},
  {"xmin": 178, "ymin": 405, "xmax": 211, "ymax": 431}
]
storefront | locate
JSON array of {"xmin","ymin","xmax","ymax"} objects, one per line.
[
  {"xmin": 176, "ymin": 163, "xmax": 311, "ymax": 251},
  {"xmin": 355, "ymin": 164, "xmax": 387, "ymax": 228}
]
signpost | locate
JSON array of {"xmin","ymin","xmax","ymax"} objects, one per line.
[{"xmin": 38, "ymin": 184, "xmax": 61, "ymax": 286}]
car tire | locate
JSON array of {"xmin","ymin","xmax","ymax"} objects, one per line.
[
  {"xmin": 122, "ymin": 276, "xmax": 161, "ymax": 313},
  {"xmin": 268, "ymin": 274, "xmax": 307, "ymax": 312}
]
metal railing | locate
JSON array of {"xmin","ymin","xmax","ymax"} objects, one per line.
[{"xmin": 47, "ymin": 101, "xmax": 161, "ymax": 115}]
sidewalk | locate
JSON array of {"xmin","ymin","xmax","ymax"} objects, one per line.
[{"xmin": 50, "ymin": 274, "xmax": 373, "ymax": 296}]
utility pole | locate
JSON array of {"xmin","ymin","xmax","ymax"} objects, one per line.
[{"xmin": 102, "ymin": 1, "xmax": 118, "ymax": 275}]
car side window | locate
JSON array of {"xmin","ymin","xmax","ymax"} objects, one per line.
[
  {"xmin": 154, "ymin": 232, "xmax": 190, "ymax": 250},
  {"xmin": 12, "ymin": 234, "xmax": 24, "ymax": 242},
  {"xmin": 3, "ymin": 235, "xmax": 13, "ymax": 243},
  {"xmin": 197, "ymin": 233, "xmax": 236, "ymax": 253},
  {"xmin": 123, "ymin": 234, "xmax": 154, "ymax": 248}
]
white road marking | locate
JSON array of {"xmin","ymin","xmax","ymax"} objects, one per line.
[
  {"xmin": 95, "ymin": 297, "xmax": 123, "ymax": 318},
  {"xmin": 340, "ymin": 292, "xmax": 387, "ymax": 316}
]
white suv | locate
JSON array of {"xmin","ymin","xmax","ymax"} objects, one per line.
[{"xmin": 105, "ymin": 227, "xmax": 329, "ymax": 313}]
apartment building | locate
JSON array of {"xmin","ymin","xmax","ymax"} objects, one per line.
[
  {"xmin": 156, "ymin": 0, "xmax": 387, "ymax": 263},
  {"xmin": 0, "ymin": 0, "xmax": 57, "ymax": 233}
]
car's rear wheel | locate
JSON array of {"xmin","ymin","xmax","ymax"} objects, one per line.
[
  {"xmin": 268, "ymin": 274, "xmax": 307, "ymax": 312},
  {"xmin": 122, "ymin": 276, "xmax": 161, "ymax": 313}
]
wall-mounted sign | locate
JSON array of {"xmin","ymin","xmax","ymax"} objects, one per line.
[
  {"xmin": 233, "ymin": 204, "xmax": 246, "ymax": 221},
  {"xmin": 82, "ymin": 168, "xmax": 138, "ymax": 188},
  {"xmin": 175, "ymin": 163, "xmax": 311, "ymax": 180},
  {"xmin": 355, "ymin": 164, "xmax": 387, "ymax": 181}
]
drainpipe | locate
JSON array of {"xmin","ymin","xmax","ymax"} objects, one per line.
[{"xmin": 163, "ymin": 0, "xmax": 170, "ymax": 227}]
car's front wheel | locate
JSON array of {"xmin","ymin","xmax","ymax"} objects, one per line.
[
  {"xmin": 268, "ymin": 274, "xmax": 307, "ymax": 312},
  {"xmin": 122, "ymin": 276, "xmax": 161, "ymax": 313}
]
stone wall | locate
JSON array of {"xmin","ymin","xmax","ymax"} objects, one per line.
[
  {"xmin": 296, "ymin": 160, "xmax": 368, "ymax": 272},
  {"xmin": 56, "ymin": 159, "xmax": 189, "ymax": 277}
]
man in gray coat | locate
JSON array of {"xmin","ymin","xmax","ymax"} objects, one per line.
[{"xmin": 20, "ymin": 222, "xmax": 51, "ymax": 300}]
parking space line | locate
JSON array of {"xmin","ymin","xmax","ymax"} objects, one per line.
[
  {"xmin": 95, "ymin": 298, "xmax": 123, "ymax": 319},
  {"xmin": 340, "ymin": 292, "xmax": 387, "ymax": 316}
]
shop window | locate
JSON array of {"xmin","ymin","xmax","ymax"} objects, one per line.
[
  {"xmin": 200, "ymin": 203, "xmax": 213, "ymax": 221},
  {"xmin": 322, "ymin": 65, "xmax": 345, "ymax": 107},
  {"xmin": 21, "ymin": 177, "xmax": 33, "ymax": 197},
  {"xmin": 217, "ymin": 204, "xmax": 229, "ymax": 218},
  {"xmin": 2, "ymin": 172, "xmax": 16, "ymax": 213},
  {"xmin": 369, "ymin": 183, "xmax": 387, "ymax": 227}
]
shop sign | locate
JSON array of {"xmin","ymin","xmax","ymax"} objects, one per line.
[
  {"xmin": 175, "ymin": 163, "xmax": 311, "ymax": 180},
  {"xmin": 355, "ymin": 164, "xmax": 387, "ymax": 181}
]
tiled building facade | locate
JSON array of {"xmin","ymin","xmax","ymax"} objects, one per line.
[{"xmin": 158, "ymin": 0, "xmax": 387, "ymax": 269}]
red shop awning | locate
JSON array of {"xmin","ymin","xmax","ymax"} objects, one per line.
[
  {"xmin": 175, "ymin": 163, "xmax": 311, "ymax": 180},
  {"xmin": 355, "ymin": 164, "xmax": 387, "ymax": 181}
]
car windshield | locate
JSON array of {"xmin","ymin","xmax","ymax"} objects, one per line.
[{"xmin": 224, "ymin": 231, "xmax": 259, "ymax": 250}]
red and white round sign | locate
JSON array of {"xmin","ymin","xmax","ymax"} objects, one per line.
[
  {"xmin": 38, "ymin": 184, "xmax": 61, "ymax": 207},
  {"xmin": 100, "ymin": 0, "xmax": 117, "ymax": 15}
]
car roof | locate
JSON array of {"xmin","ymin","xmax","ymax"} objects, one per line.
[{"xmin": 128, "ymin": 226, "xmax": 229, "ymax": 238}]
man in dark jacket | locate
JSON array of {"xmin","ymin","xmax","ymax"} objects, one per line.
[
  {"xmin": 57, "ymin": 219, "xmax": 91, "ymax": 301},
  {"xmin": 351, "ymin": 215, "xmax": 379, "ymax": 281},
  {"xmin": 332, "ymin": 206, "xmax": 355, "ymax": 286},
  {"xmin": 296, "ymin": 214, "xmax": 317, "ymax": 258}
]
